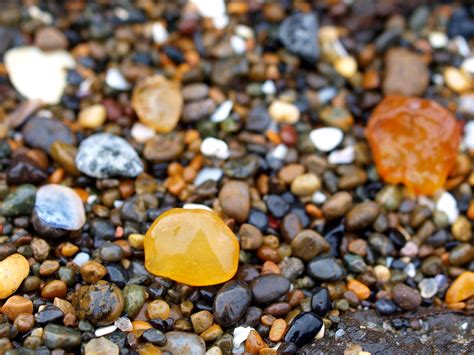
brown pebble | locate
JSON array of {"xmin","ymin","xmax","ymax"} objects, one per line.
[
  {"xmin": 219, "ymin": 180, "xmax": 250, "ymax": 223},
  {"xmin": 41, "ymin": 280, "xmax": 67, "ymax": 300},
  {"xmin": 191, "ymin": 310, "xmax": 213, "ymax": 334},
  {"xmin": 14, "ymin": 313, "xmax": 35, "ymax": 333},
  {"xmin": 80, "ymin": 260, "xmax": 108, "ymax": 283},
  {"xmin": 392, "ymin": 283, "xmax": 422, "ymax": 311},
  {"xmin": 269, "ymin": 318, "xmax": 287, "ymax": 342},
  {"xmin": 35, "ymin": 27, "xmax": 68, "ymax": 51},
  {"xmin": 39, "ymin": 260, "xmax": 60, "ymax": 276},
  {"xmin": 1, "ymin": 295, "xmax": 33, "ymax": 321},
  {"xmin": 291, "ymin": 229, "xmax": 330, "ymax": 261},
  {"xmin": 322, "ymin": 192, "xmax": 353, "ymax": 220},
  {"xmin": 239, "ymin": 223, "xmax": 263, "ymax": 250},
  {"xmin": 146, "ymin": 300, "xmax": 170, "ymax": 320},
  {"xmin": 200, "ymin": 324, "xmax": 223, "ymax": 342},
  {"xmin": 245, "ymin": 329, "xmax": 267, "ymax": 354}
]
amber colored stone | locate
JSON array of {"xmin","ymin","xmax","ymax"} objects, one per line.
[
  {"xmin": 1, "ymin": 295, "xmax": 33, "ymax": 321},
  {"xmin": 132, "ymin": 320, "xmax": 153, "ymax": 337},
  {"xmin": 445, "ymin": 271, "xmax": 474, "ymax": 304},
  {"xmin": 366, "ymin": 96, "xmax": 461, "ymax": 195},
  {"xmin": 347, "ymin": 279, "xmax": 371, "ymax": 300},
  {"xmin": 146, "ymin": 300, "xmax": 170, "ymax": 320},
  {"xmin": 245, "ymin": 329, "xmax": 267, "ymax": 354},
  {"xmin": 144, "ymin": 208, "xmax": 239, "ymax": 286}
]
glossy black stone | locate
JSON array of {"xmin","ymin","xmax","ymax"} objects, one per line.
[
  {"xmin": 307, "ymin": 256, "xmax": 345, "ymax": 281},
  {"xmin": 213, "ymin": 280, "xmax": 251, "ymax": 327},
  {"xmin": 311, "ymin": 287, "xmax": 331, "ymax": 317},
  {"xmin": 142, "ymin": 329, "xmax": 167, "ymax": 346},
  {"xmin": 251, "ymin": 274, "xmax": 290, "ymax": 304},
  {"xmin": 284, "ymin": 312, "xmax": 323, "ymax": 347}
]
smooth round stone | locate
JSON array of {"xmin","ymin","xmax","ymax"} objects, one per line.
[
  {"xmin": 375, "ymin": 298, "xmax": 397, "ymax": 315},
  {"xmin": 307, "ymin": 256, "xmax": 345, "ymax": 281},
  {"xmin": 213, "ymin": 281, "xmax": 251, "ymax": 327},
  {"xmin": 22, "ymin": 116, "xmax": 76, "ymax": 154},
  {"xmin": 392, "ymin": 283, "xmax": 422, "ymax": 311},
  {"xmin": 445, "ymin": 271, "xmax": 474, "ymax": 303},
  {"xmin": 250, "ymin": 274, "xmax": 290, "ymax": 304},
  {"xmin": 284, "ymin": 312, "xmax": 323, "ymax": 347},
  {"xmin": 0, "ymin": 254, "xmax": 30, "ymax": 299},
  {"xmin": 1, "ymin": 184, "xmax": 36, "ymax": 217},
  {"xmin": 43, "ymin": 324, "xmax": 81, "ymax": 350},
  {"xmin": 33, "ymin": 184, "xmax": 85, "ymax": 231},
  {"xmin": 76, "ymin": 133, "xmax": 144, "ymax": 178},
  {"xmin": 84, "ymin": 337, "xmax": 119, "ymax": 355},
  {"xmin": 160, "ymin": 331, "xmax": 205, "ymax": 355},
  {"xmin": 309, "ymin": 127, "xmax": 344, "ymax": 152},
  {"xmin": 419, "ymin": 278, "xmax": 438, "ymax": 299},
  {"xmin": 311, "ymin": 287, "xmax": 331, "ymax": 317},
  {"xmin": 144, "ymin": 208, "xmax": 239, "ymax": 286}
]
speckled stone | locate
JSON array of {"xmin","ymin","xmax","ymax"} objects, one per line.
[{"xmin": 75, "ymin": 133, "xmax": 143, "ymax": 178}]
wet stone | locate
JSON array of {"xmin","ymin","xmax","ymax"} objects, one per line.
[
  {"xmin": 250, "ymin": 274, "xmax": 290, "ymax": 304},
  {"xmin": 392, "ymin": 283, "xmax": 422, "ymax": 311},
  {"xmin": 311, "ymin": 287, "xmax": 331, "ymax": 317},
  {"xmin": 84, "ymin": 337, "xmax": 119, "ymax": 355},
  {"xmin": 375, "ymin": 298, "xmax": 397, "ymax": 315},
  {"xmin": 160, "ymin": 331, "xmax": 206, "ymax": 355},
  {"xmin": 43, "ymin": 324, "xmax": 81, "ymax": 350},
  {"xmin": 219, "ymin": 180, "xmax": 250, "ymax": 223},
  {"xmin": 345, "ymin": 201, "xmax": 381, "ymax": 231},
  {"xmin": 35, "ymin": 305, "xmax": 64, "ymax": 325},
  {"xmin": 223, "ymin": 155, "xmax": 260, "ymax": 179},
  {"xmin": 291, "ymin": 230, "xmax": 330, "ymax": 262},
  {"xmin": 279, "ymin": 13, "xmax": 319, "ymax": 62},
  {"xmin": 322, "ymin": 192, "xmax": 352, "ymax": 220},
  {"xmin": 1, "ymin": 184, "xmax": 36, "ymax": 217},
  {"xmin": 99, "ymin": 243, "xmax": 124, "ymax": 262},
  {"xmin": 245, "ymin": 105, "xmax": 271, "ymax": 133},
  {"xmin": 22, "ymin": 116, "xmax": 76, "ymax": 154},
  {"xmin": 307, "ymin": 256, "xmax": 345, "ymax": 281},
  {"xmin": 6, "ymin": 157, "xmax": 47, "ymax": 185},
  {"xmin": 143, "ymin": 329, "xmax": 167, "ymax": 346},
  {"xmin": 0, "ymin": 254, "xmax": 30, "ymax": 299},
  {"xmin": 76, "ymin": 133, "xmax": 143, "ymax": 178},
  {"xmin": 279, "ymin": 257, "xmax": 304, "ymax": 280},
  {"xmin": 284, "ymin": 312, "xmax": 323, "ymax": 347},
  {"xmin": 33, "ymin": 184, "xmax": 85, "ymax": 234},
  {"xmin": 75, "ymin": 281, "xmax": 124, "ymax": 326},
  {"xmin": 213, "ymin": 280, "xmax": 251, "ymax": 328},
  {"xmin": 123, "ymin": 284, "xmax": 146, "ymax": 319}
]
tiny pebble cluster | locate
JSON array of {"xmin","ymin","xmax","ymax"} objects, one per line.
[{"xmin": 0, "ymin": 1, "xmax": 473, "ymax": 355}]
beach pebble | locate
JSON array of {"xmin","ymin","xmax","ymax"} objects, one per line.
[{"xmin": 309, "ymin": 127, "xmax": 344, "ymax": 152}]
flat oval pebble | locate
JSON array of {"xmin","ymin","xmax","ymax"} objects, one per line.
[
  {"xmin": 34, "ymin": 184, "xmax": 85, "ymax": 231},
  {"xmin": 144, "ymin": 208, "xmax": 239, "ymax": 286},
  {"xmin": 160, "ymin": 331, "xmax": 205, "ymax": 355},
  {"xmin": 76, "ymin": 133, "xmax": 144, "ymax": 178},
  {"xmin": 213, "ymin": 281, "xmax": 251, "ymax": 327},
  {"xmin": 309, "ymin": 127, "xmax": 344, "ymax": 152},
  {"xmin": 132, "ymin": 75, "xmax": 183, "ymax": 133},
  {"xmin": 0, "ymin": 254, "xmax": 30, "ymax": 299}
]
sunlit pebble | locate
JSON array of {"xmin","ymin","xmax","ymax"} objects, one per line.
[
  {"xmin": 231, "ymin": 35, "xmax": 246, "ymax": 55},
  {"xmin": 194, "ymin": 167, "xmax": 223, "ymax": 186},
  {"xmin": 455, "ymin": 35, "xmax": 471, "ymax": 57},
  {"xmin": 183, "ymin": 203, "xmax": 213, "ymax": 212},
  {"xmin": 213, "ymin": 15, "xmax": 229, "ymax": 29},
  {"xmin": 312, "ymin": 191, "xmax": 327, "ymax": 204},
  {"xmin": 105, "ymin": 68, "xmax": 131, "ymax": 91},
  {"xmin": 113, "ymin": 200, "xmax": 123, "ymax": 209},
  {"xmin": 200, "ymin": 137, "xmax": 230, "ymax": 159},
  {"xmin": 233, "ymin": 326, "xmax": 252, "ymax": 349},
  {"xmin": 115, "ymin": 317, "xmax": 133, "ymax": 332},
  {"xmin": 271, "ymin": 144, "xmax": 288, "ymax": 160},
  {"xmin": 152, "ymin": 22, "xmax": 168, "ymax": 45},
  {"xmin": 131, "ymin": 122, "xmax": 156, "ymax": 143},
  {"xmin": 463, "ymin": 120, "xmax": 474, "ymax": 150},
  {"xmin": 435, "ymin": 191, "xmax": 459, "ymax": 224},
  {"xmin": 261, "ymin": 80, "xmax": 276, "ymax": 95},
  {"xmin": 235, "ymin": 25, "xmax": 254, "ymax": 39},
  {"xmin": 73, "ymin": 252, "xmax": 90, "ymax": 267},
  {"xmin": 95, "ymin": 325, "xmax": 117, "ymax": 337},
  {"xmin": 429, "ymin": 31, "xmax": 448, "ymax": 49},
  {"xmin": 403, "ymin": 263, "xmax": 416, "ymax": 278},
  {"xmin": 309, "ymin": 127, "xmax": 344, "ymax": 152},
  {"xmin": 211, "ymin": 100, "xmax": 233, "ymax": 123},
  {"xmin": 328, "ymin": 145, "xmax": 355, "ymax": 164}
]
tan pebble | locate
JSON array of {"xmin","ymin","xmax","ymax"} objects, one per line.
[
  {"xmin": 444, "ymin": 67, "xmax": 471, "ymax": 93},
  {"xmin": 54, "ymin": 297, "xmax": 76, "ymax": 316},
  {"xmin": 245, "ymin": 329, "xmax": 267, "ymax": 354},
  {"xmin": 14, "ymin": 313, "xmax": 35, "ymax": 333},
  {"xmin": 191, "ymin": 310, "xmax": 213, "ymax": 334},
  {"xmin": 374, "ymin": 265, "xmax": 391, "ymax": 283},
  {"xmin": 1, "ymin": 295, "xmax": 33, "ymax": 321},
  {"xmin": 129, "ymin": 234, "xmax": 145, "ymax": 250},
  {"xmin": 278, "ymin": 164, "xmax": 305, "ymax": 184},
  {"xmin": 85, "ymin": 336, "xmax": 120, "ymax": 355},
  {"xmin": 146, "ymin": 300, "xmax": 170, "ymax": 320},
  {"xmin": 291, "ymin": 173, "xmax": 321, "ymax": 196},
  {"xmin": 39, "ymin": 260, "xmax": 60, "ymax": 276},
  {"xmin": 61, "ymin": 242, "xmax": 79, "ymax": 257},
  {"xmin": 0, "ymin": 254, "xmax": 30, "ymax": 299},
  {"xmin": 334, "ymin": 56, "xmax": 357, "ymax": 78},
  {"xmin": 268, "ymin": 100, "xmax": 300, "ymax": 124},
  {"xmin": 259, "ymin": 348, "xmax": 277, "ymax": 355},
  {"xmin": 78, "ymin": 104, "xmax": 107, "ymax": 129},
  {"xmin": 41, "ymin": 280, "xmax": 67, "ymax": 300},
  {"xmin": 80, "ymin": 260, "xmax": 108, "ymax": 283},
  {"xmin": 206, "ymin": 346, "xmax": 222, "ymax": 355},
  {"xmin": 269, "ymin": 318, "xmax": 287, "ymax": 342},
  {"xmin": 200, "ymin": 324, "xmax": 223, "ymax": 342}
]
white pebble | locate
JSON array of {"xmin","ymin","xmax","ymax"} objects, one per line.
[
  {"xmin": 312, "ymin": 191, "xmax": 327, "ymax": 204},
  {"xmin": 95, "ymin": 325, "xmax": 117, "ymax": 337},
  {"xmin": 131, "ymin": 122, "xmax": 156, "ymax": 143},
  {"xmin": 271, "ymin": 144, "xmax": 288, "ymax": 160},
  {"xmin": 435, "ymin": 191, "xmax": 459, "ymax": 224},
  {"xmin": 261, "ymin": 80, "xmax": 276, "ymax": 95},
  {"xmin": 429, "ymin": 31, "xmax": 448, "ymax": 49},
  {"xmin": 211, "ymin": 100, "xmax": 233, "ymax": 123},
  {"xmin": 235, "ymin": 25, "xmax": 254, "ymax": 39},
  {"xmin": 315, "ymin": 323, "xmax": 325, "ymax": 339},
  {"xmin": 73, "ymin": 252, "xmax": 90, "ymax": 267},
  {"xmin": 115, "ymin": 317, "xmax": 133, "ymax": 332},
  {"xmin": 328, "ymin": 145, "xmax": 355, "ymax": 164},
  {"xmin": 194, "ymin": 167, "xmax": 223, "ymax": 186},
  {"xmin": 200, "ymin": 137, "xmax": 230, "ymax": 159},
  {"xmin": 335, "ymin": 329, "xmax": 345, "ymax": 338},
  {"xmin": 183, "ymin": 203, "xmax": 213, "ymax": 212},
  {"xmin": 113, "ymin": 200, "xmax": 123, "ymax": 209},
  {"xmin": 28, "ymin": 5, "xmax": 53, "ymax": 24},
  {"xmin": 5, "ymin": 47, "xmax": 75, "ymax": 104},
  {"xmin": 231, "ymin": 35, "xmax": 246, "ymax": 55},
  {"xmin": 318, "ymin": 87, "xmax": 338, "ymax": 104},
  {"xmin": 87, "ymin": 195, "xmax": 98, "ymax": 205},
  {"xmin": 403, "ymin": 263, "xmax": 416, "ymax": 278},
  {"xmin": 105, "ymin": 68, "xmax": 130, "ymax": 91},
  {"xmin": 309, "ymin": 127, "xmax": 344, "ymax": 152},
  {"xmin": 455, "ymin": 36, "xmax": 471, "ymax": 57},
  {"xmin": 233, "ymin": 326, "xmax": 252, "ymax": 349},
  {"xmin": 419, "ymin": 278, "xmax": 438, "ymax": 299},
  {"xmin": 462, "ymin": 57, "xmax": 474, "ymax": 74},
  {"xmin": 152, "ymin": 22, "xmax": 168, "ymax": 44},
  {"xmin": 463, "ymin": 120, "xmax": 474, "ymax": 151},
  {"xmin": 192, "ymin": 0, "xmax": 225, "ymax": 19}
]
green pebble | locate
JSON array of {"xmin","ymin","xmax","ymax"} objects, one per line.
[
  {"xmin": 1, "ymin": 184, "xmax": 37, "ymax": 217},
  {"xmin": 123, "ymin": 284, "xmax": 147, "ymax": 319}
]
